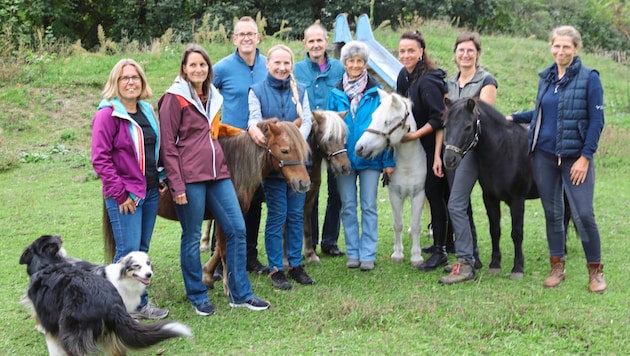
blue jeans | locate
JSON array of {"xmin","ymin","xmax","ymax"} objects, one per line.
[
  {"xmin": 531, "ymin": 150, "xmax": 601, "ymax": 262},
  {"xmin": 262, "ymin": 177, "xmax": 306, "ymax": 271},
  {"xmin": 337, "ymin": 169, "xmax": 380, "ymax": 262},
  {"xmin": 311, "ymin": 168, "xmax": 342, "ymax": 248},
  {"xmin": 174, "ymin": 179, "xmax": 253, "ymax": 306},
  {"xmin": 105, "ymin": 187, "xmax": 159, "ymax": 307}
]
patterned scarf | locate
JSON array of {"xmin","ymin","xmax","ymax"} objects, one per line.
[{"xmin": 343, "ymin": 69, "xmax": 368, "ymax": 117}]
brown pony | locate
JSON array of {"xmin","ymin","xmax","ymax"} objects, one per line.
[
  {"xmin": 103, "ymin": 119, "xmax": 311, "ymax": 293},
  {"xmin": 302, "ymin": 110, "xmax": 351, "ymax": 263}
]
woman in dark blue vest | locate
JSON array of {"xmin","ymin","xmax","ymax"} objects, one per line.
[
  {"xmin": 509, "ymin": 26, "xmax": 606, "ymax": 293},
  {"xmin": 247, "ymin": 44, "xmax": 314, "ymax": 290}
]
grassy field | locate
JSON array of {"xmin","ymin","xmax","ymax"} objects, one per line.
[{"xmin": 1, "ymin": 21, "xmax": 629, "ymax": 355}]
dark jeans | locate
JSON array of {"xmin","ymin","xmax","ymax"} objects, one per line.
[
  {"xmin": 311, "ymin": 168, "xmax": 341, "ymax": 249},
  {"xmin": 531, "ymin": 150, "xmax": 601, "ymax": 262}
]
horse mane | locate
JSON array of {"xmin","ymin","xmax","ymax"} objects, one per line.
[
  {"xmin": 219, "ymin": 132, "xmax": 265, "ymax": 199},
  {"xmin": 444, "ymin": 97, "xmax": 512, "ymax": 130},
  {"xmin": 316, "ymin": 111, "xmax": 348, "ymax": 143},
  {"xmin": 275, "ymin": 120, "xmax": 311, "ymax": 162}
]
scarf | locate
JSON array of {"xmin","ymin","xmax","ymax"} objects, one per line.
[{"xmin": 343, "ymin": 69, "xmax": 368, "ymax": 116}]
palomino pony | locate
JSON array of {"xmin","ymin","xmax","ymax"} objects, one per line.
[
  {"xmin": 355, "ymin": 89, "xmax": 427, "ymax": 267},
  {"xmin": 302, "ymin": 110, "xmax": 351, "ymax": 264},
  {"xmin": 103, "ymin": 119, "xmax": 311, "ymax": 293},
  {"xmin": 442, "ymin": 97, "xmax": 537, "ymax": 280}
]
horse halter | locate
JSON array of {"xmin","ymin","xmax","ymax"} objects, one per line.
[
  {"xmin": 364, "ymin": 108, "xmax": 410, "ymax": 148},
  {"xmin": 317, "ymin": 144, "xmax": 348, "ymax": 161},
  {"xmin": 445, "ymin": 117, "xmax": 481, "ymax": 157},
  {"xmin": 263, "ymin": 144, "xmax": 304, "ymax": 168}
]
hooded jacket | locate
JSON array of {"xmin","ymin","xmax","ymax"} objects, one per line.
[
  {"xmin": 396, "ymin": 68, "xmax": 448, "ymax": 152},
  {"xmin": 328, "ymin": 75, "xmax": 395, "ymax": 171},
  {"xmin": 158, "ymin": 77, "xmax": 230, "ymax": 197},
  {"xmin": 91, "ymin": 98, "xmax": 160, "ymax": 205}
]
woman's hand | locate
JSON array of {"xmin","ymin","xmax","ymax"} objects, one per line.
[
  {"xmin": 433, "ymin": 156, "xmax": 444, "ymax": 177},
  {"xmin": 173, "ymin": 193, "xmax": 188, "ymax": 205},
  {"xmin": 570, "ymin": 156, "xmax": 590, "ymax": 185},
  {"xmin": 119, "ymin": 196, "xmax": 137, "ymax": 214},
  {"xmin": 247, "ymin": 125, "xmax": 266, "ymax": 147}
]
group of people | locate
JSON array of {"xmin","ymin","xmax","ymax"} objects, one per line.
[{"xmin": 90, "ymin": 20, "xmax": 606, "ymax": 319}]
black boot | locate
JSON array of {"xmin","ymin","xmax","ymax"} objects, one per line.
[{"xmin": 417, "ymin": 245, "xmax": 448, "ymax": 271}]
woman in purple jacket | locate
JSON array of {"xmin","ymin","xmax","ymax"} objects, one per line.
[{"xmin": 91, "ymin": 58, "xmax": 168, "ymax": 319}]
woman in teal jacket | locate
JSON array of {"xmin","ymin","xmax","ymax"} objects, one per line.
[{"xmin": 327, "ymin": 41, "xmax": 395, "ymax": 271}]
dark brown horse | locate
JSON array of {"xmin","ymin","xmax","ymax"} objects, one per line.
[
  {"xmin": 302, "ymin": 110, "xmax": 351, "ymax": 264},
  {"xmin": 103, "ymin": 119, "xmax": 311, "ymax": 293}
]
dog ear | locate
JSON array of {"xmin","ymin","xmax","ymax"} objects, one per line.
[{"xmin": 19, "ymin": 247, "xmax": 34, "ymax": 265}]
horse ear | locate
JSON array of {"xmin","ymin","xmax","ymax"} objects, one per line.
[
  {"xmin": 444, "ymin": 96, "xmax": 452, "ymax": 107},
  {"xmin": 377, "ymin": 88, "xmax": 388, "ymax": 100},
  {"xmin": 268, "ymin": 121, "xmax": 282, "ymax": 136},
  {"xmin": 338, "ymin": 111, "xmax": 348, "ymax": 119},
  {"xmin": 293, "ymin": 118, "xmax": 302, "ymax": 128},
  {"xmin": 466, "ymin": 98, "xmax": 476, "ymax": 112}
]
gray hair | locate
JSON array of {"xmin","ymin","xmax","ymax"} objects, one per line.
[{"xmin": 340, "ymin": 40, "xmax": 369, "ymax": 65}]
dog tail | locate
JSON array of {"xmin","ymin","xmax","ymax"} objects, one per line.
[
  {"xmin": 102, "ymin": 199, "xmax": 116, "ymax": 262},
  {"xmin": 113, "ymin": 315, "xmax": 192, "ymax": 350}
]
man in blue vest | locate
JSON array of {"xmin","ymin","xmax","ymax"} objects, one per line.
[{"xmin": 294, "ymin": 23, "xmax": 346, "ymax": 257}]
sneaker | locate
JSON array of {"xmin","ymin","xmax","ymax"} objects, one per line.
[
  {"xmin": 321, "ymin": 245, "xmax": 345, "ymax": 257},
  {"xmin": 213, "ymin": 262, "xmax": 223, "ymax": 281},
  {"xmin": 247, "ymin": 259, "xmax": 270, "ymax": 275},
  {"xmin": 346, "ymin": 258, "xmax": 360, "ymax": 269},
  {"xmin": 359, "ymin": 261, "xmax": 374, "ymax": 271},
  {"xmin": 229, "ymin": 296, "xmax": 271, "ymax": 311},
  {"xmin": 130, "ymin": 302, "xmax": 169, "ymax": 320},
  {"xmin": 270, "ymin": 270, "xmax": 292, "ymax": 290},
  {"xmin": 193, "ymin": 300, "xmax": 215, "ymax": 316},
  {"xmin": 439, "ymin": 259, "xmax": 476, "ymax": 285},
  {"xmin": 288, "ymin": 266, "xmax": 314, "ymax": 285}
]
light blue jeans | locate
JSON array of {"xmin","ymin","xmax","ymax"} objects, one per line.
[
  {"xmin": 174, "ymin": 179, "xmax": 254, "ymax": 306},
  {"xmin": 336, "ymin": 169, "xmax": 380, "ymax": 262},
  {"xmin": 105, "ymin": 187, "xmax": 159, "ymax": 308},
  {"xmin": 262, "ymin": 177, "xmax": 306, "ymax": 271},
  {"xmin": 531, "ymin": 150, "xmax": 601, "ymax": 262}
]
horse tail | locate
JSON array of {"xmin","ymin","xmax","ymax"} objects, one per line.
[{"xmin": 102, "ymin": 199, "xmax": 116, "ymax": 263}]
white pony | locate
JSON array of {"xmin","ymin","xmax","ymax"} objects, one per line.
[{"xmin": 355, "ymin": 89, "xmax": 427, "ymax": 267}]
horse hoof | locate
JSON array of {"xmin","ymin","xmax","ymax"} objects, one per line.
[
  {"xmin": 410, "ymin": 259, "xmax": 424, "ymax": 268},
  {"xmin": 487, "ymin": 268, "xmax": 501, "ymax": 275},
  {"xmin": 306, "ymin": 254, "xmax": 322, "ymax": 264},
  {"xmin": 391, "ymin": 256, "xmax": 404, "ymax": 264},
  {"xmin": 510, "ymin": 272, "xmax": 524, "ymax": 280},
  {"xmin": 202, "ymin": 275, "xmax": 215, "ymax": 289}
]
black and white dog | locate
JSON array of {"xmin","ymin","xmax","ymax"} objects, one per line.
[
  {"xmin": 19, "ymin": 235, "xmax": 191, "ymax": 356},
  {"xmin": 71, "ymin": 250, "xmax": 154, "ymax": 315}
]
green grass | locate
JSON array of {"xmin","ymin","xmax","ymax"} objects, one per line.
[{"xmin": 1, "ymin": 21, "xmax": 630, "ymax": 355}]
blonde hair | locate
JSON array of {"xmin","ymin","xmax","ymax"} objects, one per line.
[
  {"xmin": 550, "ymin": 25, "xmax": 582, "ymax": 51},
  {"xmin": 102, "ymin": 58, "xmax": 152, "ymax": 100},
  {"xmin": 267, "ymin": 44, "xmax": 303, "ymax": 119}
]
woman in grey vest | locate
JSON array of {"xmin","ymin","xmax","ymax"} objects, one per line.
[{"xmin": 438, "ymin": 32, "xmax": 498, "ymax": 285}]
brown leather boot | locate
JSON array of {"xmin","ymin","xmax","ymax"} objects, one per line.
[
  {"xmin": 543, "ymin": 256, "xmax": 566, "ymax": 288},
  {"xmin": 587, "ymin": 263, "xmax": 607, "ymax": 293}
]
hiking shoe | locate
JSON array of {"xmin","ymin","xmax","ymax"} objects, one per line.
[
  {"xmin": 587, "ymin": 263, "xmax": 606, "ymax": 293},
  {"xmin": 247, "ymin": 259, "xmax": 270, "ymax": 275},
  {"xmin": 346, "ymin": 258, "xmax": 360, "ymax": 269},
  {"xmin": 193, "ymin": 300, "xmax": 215, "ymax": 316},
  {"xmin": 417, "ymin": 250, "xmax": 448, "ymax": 272},
  {"xmin": 439, "ymin": 259, "xmax": 476, "ymax": 285},
  {"xmin": 270, "ymin": 270, "xmax": 292, "ymax": 290},
  {"xmin": 321, "ymin": 245, "xmax": 345, "ymax": 257},
  {"xmin": 130, "ymin": 302, "xmax": 169, "ymax": 320},
  {"xmin": 213, "ymin": 262, "xmax": 223, "ymax": 281},
  {"xmin": 543, "ymin": 257, "xmax": 566, "ymax": 288},
  {"xmin": 288, "ymin": 266, "xmax": 314, "ymax": 285},
  {"xmin": 359, "ymin": 261, "xmax": 375, "ymax": 271},
  {"xmin": 230, "ymin": 296, "xmax": 271, "ymax": 311}
]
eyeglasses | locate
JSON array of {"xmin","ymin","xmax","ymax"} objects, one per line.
[
  {"xmin": 119, "ymin": 75, "xmax": 141, "ymax": 83},
  {"xmin": 235, "ymin": 32, "xmax": 257, "ymax": 39}
]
